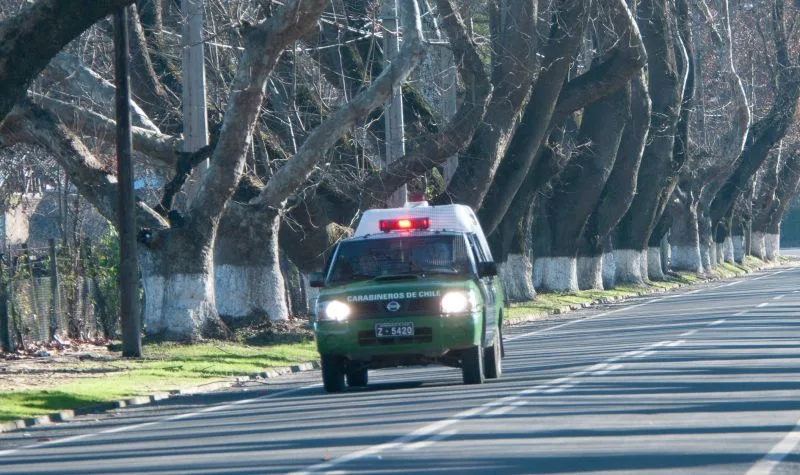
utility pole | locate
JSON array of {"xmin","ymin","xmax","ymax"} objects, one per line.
[
  {"xmin": 382, "ymin": 0, "xmax": 407, "ymax": 207},
  {"xmin": 114, "ymin": 7, "xmax": 142, "ymax": 358},
  {"xmin": 183, "ymin": 0, "xmax": 209, "ymax": 199}
]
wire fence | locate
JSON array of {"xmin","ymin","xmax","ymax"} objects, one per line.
[{"xmin": 0, "ymin": 238, "xmax": 118, "ymax": 352}]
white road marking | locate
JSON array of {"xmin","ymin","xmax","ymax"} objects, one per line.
[
  {"xmin": 648, "ymin": 341, "xmax": 672, "ymax": 349},
  {"xmin": 745, "ymin": 415, "xmax": 800, "ymax": 475},
  {"xmin": 587, "ymin": 363, "xmax": 609, "ymax": 373},
  {"xmin": 401, "ymin": 430, "xmax": 459, "ymax": 451},
  {"xmin": 681, "ymin": 329, "xmax": 698, "ymax": 336},
  {"xmin": 709, "ymin": 319, "xmax": 726, "ymax": 326},
  {"xmin": 667, "ymin": 340, "xmax": 685, "ymax": 347},
  {"xmin": 544, "ymin": 383, "xmax": 576, "ymax": 394},
  {"xmin": 634, "ymin": 350, "xmax": 657, "ymax": 359},
  {"xmin": 757, "ymin": 303, "xmax": 770, "ymax": 308},
  {"xmin": 100, "ymin": 422, "xmax": 158, "ymax": 434},
  {"xmin": 485, "ymin": 401, "xmax": 530, "ymax": 417},
  {"xmin": 773, "ymin": 295, "xmax": 784, "ymax": 300},
  {"xmin": 593, "ymin": 364, "xmax": 624, "ymax": 376},
  {"xmin": 623, "ymin": 350, "xmax": 645, "ymax": 358}
]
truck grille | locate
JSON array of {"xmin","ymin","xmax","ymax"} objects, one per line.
[
  {"xmin": 350, "ymin": 297, "xmax": 440, "ymax": 319},
  {"xmin": 357, "ymin": 327, "xmax": 433, "ymax": 346}
]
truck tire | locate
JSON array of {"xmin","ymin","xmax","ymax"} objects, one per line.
[
  {"xmin": 484, "ymin": 332, "xmax": 502, "ymax": 379},
  {"xmin": 461, "ymin": 344, "xmax": 485, "ymax": 385},
  {"xmin": 321, "ymin": 354, "xmax": 346, "ymax": 393},
  {"xmin": 346, "ymin": 368, "xmax": 368, "ymax": 387}
]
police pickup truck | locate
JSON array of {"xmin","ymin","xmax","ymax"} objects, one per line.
[{"xmin": 310, "ymin": 201, "xmax": 505, "ymax": 392}]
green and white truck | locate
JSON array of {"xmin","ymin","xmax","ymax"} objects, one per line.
[{"xmin": 310, "ymin": 201, "xmax": 505, "ymax": 392}]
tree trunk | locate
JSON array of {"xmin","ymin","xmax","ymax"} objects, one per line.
[
  {"xmin": 648, "ymin": 215, "xmax": 671, "ymax": 280},
  {"xmin": 139, "ymin": 230, "xmax": 220, "ymax": 340},
  {"xmin": 751, "ymin": 231, "xmax": 766, "ymax": 260},
  {"xmin": 602, "ymin": 236, "xmax": 616, "ymax": 290},
  {"xmin": 614, "ymin": 0, "xmax": 685, "ymax": 282},
  {"xmin": 765, "ymin": 234, "xmax": 780, "ymax": 261},
  {"xmin": 732, "ymin": 234, "xmax": 746, "ymax": 264},
  {"xmin": 215, "ymin": 206, "xmax": 288, "ymax": 323},
  {"xmin": 0, "ymin": 0, "xmax": 138, "ymax": 125},
  {"xmin": 614, "ymin": 247, "xmax": 645, "ymax": 284},
  {"xmin": 443, "ymin": 0, "xmax": 537, "ymax": 209},
  {"xmin": 667, "ymin": 195, "xmax": 703, "ymax": 272},
  {"xmin": 498, "ymin": 254, "xmax": 536, "ymax": 302},
  {"xmin": 540, "ymin": 77, "xmax": 631, "ymax": 291},
  {"xmin": 491, "ymin": 202, "xmax": 536, "ymax": 301}
]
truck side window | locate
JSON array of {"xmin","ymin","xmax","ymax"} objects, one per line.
[{"xmin": 467, "ymin": 233, "xmax": 487, "ymax": 264}]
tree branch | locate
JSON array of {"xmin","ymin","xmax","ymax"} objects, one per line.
[
  {"xmin": 0, "ymin": 0, "xmax": 137, "ymax": 125},
  {"xmin": 254, "ymin": 0, "xmax": 427, "ymax": 209},
  {"xmin": 187, "ymin": 0, "xmax": 327, "ymax": 227}
]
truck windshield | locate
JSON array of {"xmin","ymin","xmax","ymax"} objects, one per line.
[{"xmin": 328, "ymin": 235, "xmax": 472, "ymax": 284}]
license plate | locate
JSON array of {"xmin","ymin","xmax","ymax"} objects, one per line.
[{"xmin": 375, "ymin": 322, "xmax": 414, "ymax": 338}]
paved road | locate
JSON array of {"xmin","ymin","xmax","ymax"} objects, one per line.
[{"xmin": 3, "ymin": 264, "xmax": 800, "ymax": 474}]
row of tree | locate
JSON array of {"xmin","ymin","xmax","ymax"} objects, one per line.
[{"xmin": 0, "ymin": 0, "xmax": 797, "ymax": 340}]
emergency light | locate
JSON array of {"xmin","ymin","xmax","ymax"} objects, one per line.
[{"xmin": 379, "ymin": 217, "xmax": 430, "ymax": 232}]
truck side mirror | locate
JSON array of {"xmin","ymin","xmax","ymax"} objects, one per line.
[
  {"xmin": 309, "ymin": 272, "xmax": 325, "ymax": 288},
  {"xmin": 477, "ymin": 262, "xmax": 498, "ymax": 278}
]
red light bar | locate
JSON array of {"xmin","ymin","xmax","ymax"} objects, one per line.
[{"xmin": 379, "ymin": 218, "xmax": 430, "ymax": 232}]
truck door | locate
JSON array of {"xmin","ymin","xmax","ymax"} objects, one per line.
[{"xmin": 468, "ymin": 234, "xmax": 496, "ymax": 345}]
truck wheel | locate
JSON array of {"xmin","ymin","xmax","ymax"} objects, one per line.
[
  {"xmin": 461, "ymin": 344, "xmax": 485, "ymax": 385},
  {"xmin": 321, "ymin": 355, "xmax": 346, "ymax": 393},
  {"xmin": 346, "ymin": 368, "xmax": 368, "ymax": 387},
  {"xmin": 484, "ymin": 332, "xmax": 502, "ymax": 379}
]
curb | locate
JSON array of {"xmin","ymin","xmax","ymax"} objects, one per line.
[{"xmin": 0, "ymin": 360, "xmax": 321, "ymax": 434}]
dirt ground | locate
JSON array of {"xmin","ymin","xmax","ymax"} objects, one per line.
[
  {"xmin": 1, "ymin": 342, "xmax": 123, "ymax": 392},
  {"xmin": 0, "ymin": 318, "xmax": 314, "ymax": 393}
]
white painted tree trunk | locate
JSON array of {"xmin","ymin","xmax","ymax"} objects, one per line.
[
  {"xmin": 752, "ymin": 231, "xmax": 766, "ymax": 260},
  {"xmin": 670, "ymin": 245, "xmax": 703, "ymax": 272},
  {"xmin": 602, "ymin": 251, "xmax": 616, "ymax": 290},
  {"xmin": 499, "ymin": 254, "xmax": 536, "ymax": 301},
  {"xmin": 732, "ymin": 235, "xmax": 746, "ymax": 264},
  {"xmin": 139, "ymin": 251, "xmax": 217, "ymax": 340},
  {"xmin": 539, "ymin": 256, "xmax": 578, "ymax": 292},
  {"xmin": 533, "ymin": 257, "xmax": 544, "ymax": 289},
  {"xmin": 648, "ymin": 247, "xmax": 664, "ymax": 280},
  {"xmin": 215, "ymin": 209, "xmax": 288, "ymax": 322},
  {"xmin": 614, "ymin": 249, "xmax": 645, "ymax": 284},
  {"xmin": 723, "ymin": 237, "xmax": 734, "ymax": 263},
  {"xmin": 215, "ymin": 264, "xmax": 288, "ymax": 321},
  {"xmin": 765, "ymin": 233, "xmax": 780, "ymax": 261},
  {"xmin": 577, "ymin": 256, "xmax": 603, "ymax": 290},
  {"xmin": 700, "ymin": 242, "xmax": 712, "ymax": 271},
  {"xmin": 303, "ymin": 272, "xmax": 321, "ymax": 316}
]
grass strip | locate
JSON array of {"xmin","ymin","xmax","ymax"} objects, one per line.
[{"xmin": 0, "ymin": 340, "xmax": 318, "ymax": 422}]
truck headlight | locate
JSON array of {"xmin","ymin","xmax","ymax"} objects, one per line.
[
  {"xmin": 322, "ymin": 300, "xmax": 351, "ymax": 321},
  {"xmin": 441, "ymin": 291, "xmax": 476, "ymax": 314}
]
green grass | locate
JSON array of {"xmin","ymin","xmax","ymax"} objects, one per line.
[
  {"xmin": 0, "ymin": 340, "xmax": 318, "ymax": 422},
  {"xmin": 504, "ymin": 261, "xmax": 761, "ymax": 325}
]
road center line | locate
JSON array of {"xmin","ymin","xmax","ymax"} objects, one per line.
[
  {"xmin": 757, "ymin": 303, "xmax": 770, "ymax": 308},
  {"xmin": 709, "ymin": 319, "xmax": 726, "ymax": 326},
  {"xmin": 401, "ymin": 429, "xmax": 459, "ymax": 451},
  {"xmin": 593, "ymin": 364, "xmax": 624, "ymax": 376}
]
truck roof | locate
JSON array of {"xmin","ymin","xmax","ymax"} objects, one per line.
[
  {"xmin": 353, "ymin": 202, "xmax": 482, "ymax": 237},
  {"xmin": 351, "ymin": 201, "xmax": 494, "ymax": 260}
]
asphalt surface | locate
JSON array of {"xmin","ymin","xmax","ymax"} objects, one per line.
[{"xmin": 3, "ymin": 264, "xmax": 800, "ymax": 474}]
